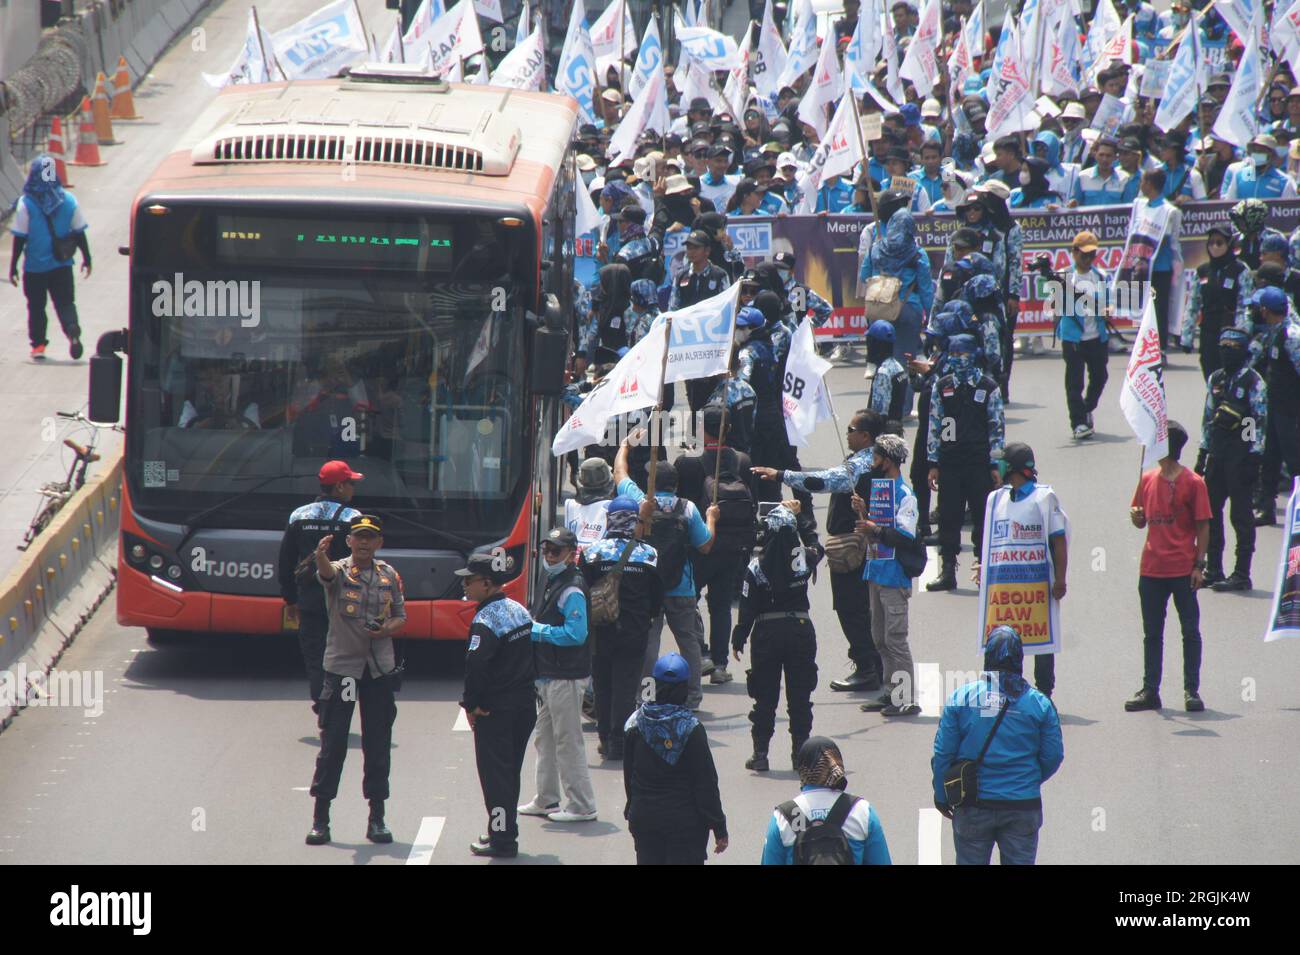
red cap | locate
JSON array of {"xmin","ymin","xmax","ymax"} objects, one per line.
[{"xmin": 319, "ymin": 460, "xmax": 363, "ymax": 484}]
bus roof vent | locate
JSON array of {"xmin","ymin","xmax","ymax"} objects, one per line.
[{"xmin": 191, "ymin": 108, "xmax": 521, "ymax": 176}]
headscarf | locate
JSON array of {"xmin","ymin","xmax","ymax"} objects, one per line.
[
  {"xmin": 1016, "ymin": 157, "xmax": 1059, "ymax": 205},
  {"xmin": 634, "ymin": 700, "xmax": 700, "ymax": 765},
  {"xmin": 952, "ymin": 132, "xmax": 980, "ymax": 170},
  {"xmin": 753, "ymin": 289, "xmax": 785, "ymax": 327},
  {"xmin": 596, "ymin": 263, "xmax": 632, "ymax": 325},
  {"xmin": 963, "ymin": 273, "xmax": 1002, "ymax": 310},
  {"xmin": 979, "ymin": 189, "xmax": 1014, "ymax": 233},
  {"xmin": 983, "ymin": 626, "xmax": 1029, "ymax": 698},
  {"xmin": 871, "ymin": 209, "xmax": 921, "ymax": 276},
  {"xmin": 757, "ymin": 503, "xmax": 801, "ymax": 592},
  {"xmin": 601, "ymin": 180, "xmax": 633, "ymax": 208},
  {"xmin": 751, "ymin": 261, "xmax": 787, "ymax": 301},
  {"xmin": 1206, "ymin": 224, "xmax": 1235, "ymax": 263},
  {"xmin": 23, "ymin": 156, "xmax": 66, "ymax": 216},
  {"xmin": 796, "ymin": 737, "xmax": 848, "ymax": 790}
]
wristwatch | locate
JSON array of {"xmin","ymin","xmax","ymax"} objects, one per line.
[{"xmin": 1194, "ymin": 559, "xmax": 1207, "ymax": 571}]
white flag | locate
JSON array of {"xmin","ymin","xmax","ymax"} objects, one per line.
[
  {"xmin": 783, "ymin": 317, "xmax": 834, "ymax": 446},
  {"xmin": 1082, "ymin": 0, "xmax": 1123, "ymax": 78},
  {"xmin": 1276, "ymin": 0, "xmax": 1300, "ymax": 74},
  {"xmin": 778, "ymin": 0, "xmax": 819, "ymax": 89},
  {"xmin": 556, "ymin": 0, "xmax": 598, "ymax": 124},
  {"xmin": 881, "ymin": 7, "xmax": 905, "ymax": 103},
  {"xmin": 723, "ymin": 21, "xmax": 753, "ymax": 119},
  {"xmin": 492, "ymin": 23, "xmax": 545, "ymax": 88},
  {"xmin": 1119, "ymin": 294, "xmax": 1169, "ymax": 467},
  {"xmin": 422, "ymin": 1, "xmax": 484, "ymax": 78},
  {"xmin": 753, "ymin": 0, "xmax": 788, "ymax": 99},
  {"xmin": 591, "ymin": 0, "xmax": 636, "ymax": 75},
  {"xmin": 575, "ymin": 167, "xmax": 603, "ymax": 237},
  {"xmin": 899, "ymin": 0, "xmax": 942, "ymax": 97},
  {"xmin": 1214, "ymin": 0, "xmax": 1255, "ymax": 46},
  {"xmin": 676, "ymin": 18, "xmax": 741, "ymax": 70},
  {"xmin": 474, "ymin": 0, "xmax": 503, "ymax": 23},
  {"xmin": 204, "ymin": 8, "xmax": 284, "ymax": 87},
  {"xmin": 1039, "ymin": 0, "xmax": 1080, "ymax": 97},
  {"xmin": 1264, "ymin": 478, "xmax": 1300, "ymax": 641},
  {"xmin": 983, "ymin": 13, "xmax": 1014, "ymax": 103},
  {"xmin": 629, "ymin": 14, "xmax": 665, "ymax": 100},
  {"xmin": 1213, "ymin": 5, "xmax": 1264, "ymax": 147},
  {"xmin": 378, "ymin": 19, "xmax": 404, "ymax": 63},
  {"xmin": 798, "ymin": 24, "xmax": 842, "ymax": 137},
  {"xmin": 1154, "ymin": 20, "xmax": 1202, "ymax": 131},
  {"xmin": 843, "ymin": 13, "xmax": 878, "ymax": 96},
  {"xmin": 403, "ymin": 0, "xmax": 447, "ymax": 44},
  {"xmin": 663, "ymin": 281, "xmax": 741, "ymax": 384},
  {"xmin": 986, "ymin": 18, "xmax": 1034, "ymax": 139},
  {"xmin": 514, "ymin": 2, "xmax": 529, "ymax": 46},
  {"xmin": 947, "ymin": 9, "xmax": 977, "ymax": 99},
  {"xmin": 272, "ymin": 0, "xmax": 370, "ymax": 80},
  {"xmin": 552, "ymin": 322, "xmax": 668, "ymax": 456},
  {"xmin": 606, "ymin": 68, "xmax": 670, "ymax": 167},
  {"xmin": 795, "ymin": 93, "xmax": 864, "ymax": 213}
]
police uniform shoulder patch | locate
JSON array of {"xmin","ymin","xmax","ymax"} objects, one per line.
[{"xmin": 974, "ymin": 389, "xmax": 987, "ymax": 403}]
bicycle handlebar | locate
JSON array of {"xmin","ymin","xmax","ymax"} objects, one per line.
[{"xmin": 56, "ymin": 411, "xmax": 122, "ymax": 431}]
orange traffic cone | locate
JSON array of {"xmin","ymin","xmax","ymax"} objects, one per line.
[
  {"xmin": 47, "ymin": 116, "xmax": 73, "ymax": 187},
  {"xmin": 109, "ymin": 56, "xmax": 141, "ymax": 120},
  {"xmin": 90, "ymin": 73, "xmax": 119, "ymax": 145},
  {"xmin": 68, "ymin": 98, "xmax": 106, "ymax": 166}
]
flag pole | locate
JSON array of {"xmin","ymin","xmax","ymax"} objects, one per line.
[
  {"xmin": 710, "ymin": 306, "xmax": 741, "ymax": 504},
  {"xmin": 646, "ymin": 316, "xmax": 673, "ymax": 498},
  {"xmin": 848, "ymin": 91, "xmax": 881, "ymax": 220}
]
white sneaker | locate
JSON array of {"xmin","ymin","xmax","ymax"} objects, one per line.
[
  {"xmin": 828, "ymin": 345, "xmax": 846, "ymax": 362},
  {"xmin": 547, "ymin": 810, "xmax": 598, "ymax": 823},
  {"xmin": 1072, "ymin": 424, "xmax": 1094, "ymax": 440},
  {"xmin": 710, "ymin": 666, "xmax": 734, "ymax": 684},
  {"xmin": 518, "ymin": 801, "xmax": 559, "ymax": 817}
]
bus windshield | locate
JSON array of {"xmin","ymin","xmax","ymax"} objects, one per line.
[{"xmin": 126, "ymin": 207, "xmax": 533, "ymax": 541}]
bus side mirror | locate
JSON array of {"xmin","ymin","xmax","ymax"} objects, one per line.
[
  {"xmin": 542, "ymin": 293, "xmax": 564, "ymax": 331},
  {"xmin": 89, "ymin": 355, "xmax": 123, "ymax": 423},
  {"xmin": 88, "ymin": 328, "xmax": 128, "ymax": 424},
  {"xmin": 530, "ymin": 327, "xmax": 568, "ymax": 396}
]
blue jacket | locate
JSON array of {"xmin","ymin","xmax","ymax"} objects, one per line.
[
  {"xmin": 761, "ymin": 787, "xmax": 892, "ymax": 864},
  {"xmin": 932, "ymin": 675, "xmax": 1064, "ymax": 807}
]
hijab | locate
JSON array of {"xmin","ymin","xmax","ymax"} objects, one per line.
[
  {"xmin": 23, "ymin": 156, "xmax": 66, "ymax": 216},
  {"xmin": 871, "ymin": 209, "xmax": 922, "ymax": 275}
]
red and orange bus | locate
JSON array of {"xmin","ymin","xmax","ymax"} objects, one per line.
[{"xmin": 89, "ymin": 69, "xmax": 579, "ymax": 640}]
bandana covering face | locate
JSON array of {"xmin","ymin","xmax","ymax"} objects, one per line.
[
  {"xmin": 24, "ymin": 156, "xmax": 66, "ymax": 215},
  {"xmin": 635, "ymin": 702, "xmax": 700, "ymax": 765}
]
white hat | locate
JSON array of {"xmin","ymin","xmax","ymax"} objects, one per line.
[
  {"xmin": 1061, "ymin": 102, "xmax": 1087, "ymax": 121},
  {"xmin": 577, "ymin": 154, "xmax": 598, "ymax": 172},
  {"xmin": 633, "ymin": 155, "xmax": 657, "ymax": 181},
  {"xmin": 601, "ymin": 88, "xmax": 623, "ymax": 104},
  {"xmin": 664, "ymin": 174, "xmax": 694, "ymax": 196},
  {"xmin": 980, "ymin": 141, "xmax": 996, "ymax": 165},
  {"xmin": 921, "ymin": 98, "xmax": 941, "ymax": 118},
  {"xmin": 777, "ymin": 151, "xmax": 800, "ymax": 170},
  {"xmin": 588, "ymin": 175, "xmax": 605, "ymax": 194}
]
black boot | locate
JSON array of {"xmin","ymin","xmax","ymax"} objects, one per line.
[
  {"xmin": 1201, "ymin": 563, "xmax": 1226, "ymax": 588},
  {"xmin": 926, "ymin": 560, "xmax": 957, "ymax": 591},
  {"xmin": 1254, "ymin": 502, "xmax": 1277, "ymax": 526},
  {"xmin": 745, "ymin": 750, "xmax": 770, "ymax": 771},
  {"xmin": 367, "ymin": 799, "xmax": 393, "ymax": 843},
  {"xmin": 1212, "ymin": 571, "xmax": 1251, "ymax": 592},
  {"xmin": 306, "ymin": 797, "xmax": 331, "ymax": 845},
  {"xmin": 791, "ymin": 737, "xmax": 808, "ymax": 772}
]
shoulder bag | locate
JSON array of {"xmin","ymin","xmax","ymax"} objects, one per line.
[
  {"xmin": 942, "ymin": 696, "xmax": 1012, "ymax": 809},
  {"xmin": 588, "ymin": 537, "xmax": 639, "ymax": 627},
  {"xmin": 38, "ymin": 202, "xmax": 79, "ymax": 262}
]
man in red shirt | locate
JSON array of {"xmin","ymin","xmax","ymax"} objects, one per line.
[{"xmin": 1126, "ymin": 422, "xmax": 1210, "ymax": 713}]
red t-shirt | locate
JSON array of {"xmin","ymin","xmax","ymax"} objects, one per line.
[{"xmin": 1131, "ymin": 466, "xmax": 1211, "ymax": 578}]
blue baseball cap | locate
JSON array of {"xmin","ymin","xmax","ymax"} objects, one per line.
[
  {"xmin": 607, "ymin": 495, "xmax": 640, "ymax": 514},
  {"xmin": 1252, "ymin": 287, "xmax": 1289, "ymax": 313},
  {"xmin": 737, "ymin": 305, "xmax": 766, "ymax": 328},
  {"xmin": 1262, "ymin": 231, "xmax": 1290, "ymax": 254},
  {"xmin": 948, "ymin": 333, "xmax": 979, "ymax": 355},
  {"xmin": 652, "ymin": 652, "xmax": 690, "ymax": 683},
  {"xmin": 867, "ymin": 319, "xmax": 896, "ymax": 342},
  {"xmin": 900, "ymin": 103, "xmax": 922, "ymax": 128},
  {"xmin": 1219, "ymin": 327, "xmax": 1250, "ymax": 346}
]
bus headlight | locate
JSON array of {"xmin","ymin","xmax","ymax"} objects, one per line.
[
  {"xmin": 130, "ymin": 544, "xmax": 147, "ymax": 562},
  {"xmin": 167, "ymin": 565, "xmax": 183, "ymax": 580},
  {"xmin": 148, "ymin": 555, "xmax": 164, "ymax": 571}
]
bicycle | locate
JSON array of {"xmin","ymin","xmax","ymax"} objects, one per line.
[{"xmin": 17, "ymin": 411, "xmax": 122, "ymax": 552}]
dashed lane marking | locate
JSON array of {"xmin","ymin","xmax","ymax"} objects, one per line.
[{"xmin": 406, "ymin": 816, "xmax": 446, "ymax": 865}]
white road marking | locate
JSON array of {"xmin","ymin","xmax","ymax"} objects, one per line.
[
  {"xmin": 916, "ymin": 546, "xmax": 941, "ymax": 590},
  {"xmin": 918, "ymin": 808, "xmax": 943, "ymax": 865},
  {"xmin": 406, "ymin": 816, "xmax": 445, "ymax": 865},
  {"xmin": 916, "ymin": 662, "xmax": 944, "ymax": 717},
  {"xmin": 453, "ymin": 709, "xmax": 470, "ymax": 732},
  {"xmin": 291, "ymin": 786, "xmax": 309, "ymax": 792}
]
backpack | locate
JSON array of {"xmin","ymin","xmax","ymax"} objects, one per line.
[
  {"xmin": 702, "ymin": 463, "xmax": 756, "ymax": 547},
  {"xmin": 646, "ymin": 498, "xmax": 690, "ymax": 590},
  {"xmin": 777, "ymin": 793, "xmax": 859, "ymax": 866}
]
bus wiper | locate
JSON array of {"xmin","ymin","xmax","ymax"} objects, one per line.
[
  {"xmin": 379, "ymin": 508, "xmax": 473, "ymax": 552},
  {"xmin": 175, "ymin": 473, "xmax": 309, "ymax": 554}
]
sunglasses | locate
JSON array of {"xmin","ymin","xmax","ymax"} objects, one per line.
[
  {"xmin": 691, "ymin": 149, "xmax": 708, "ymax": 158},
  {"xmin": 847, "ymin": 426, "xmax": 870, "ymax": 434},
  {"xmin": 540, "ymin": 542, "xmax": 568, "ymax": 556}
]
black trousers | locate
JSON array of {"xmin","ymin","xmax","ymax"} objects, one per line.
[
  {"xmin": 1062, "ymin": 339, "xmax": 1109, "ymax": 429},
  {"xmin": 472, "ymin": 703, "xmax": 537, "ymax": 847},
  {"xmin": 1258, "ymin": 407, "xmax": 1300, "ymax": 506},
  {"xmin": 310, "ymin": 670, "xmax": 396, "ymax": 802},
  {"xmin": 912, "ymin": 388, "xmax": 934, "ymax": 534},
  {"xmin": 1207, "ymin": 455, "xmax": 1258, "ymax": 576},
  {"xmin": 750, "ymin": 421, "xmax": 817, "ymax": 540},
  {"xmin": 592, "ymin": 643, "xmax": 645, "ymax": 748},
  {"xmin": 630, "ymin": 823, "xmax": 708, "ymax": 865},
  {"xmin": 937, "ymin": 461, "xmax": 993, "ymax": 562},
  {"xmin": 830, "ymin": 568, "xmax": 881, "ymax": 679},
  {"xmin": 1199, "ymin": 321, "xmax": 1224, "ymax": 380},
  {"xmin": 746, "ymin": 617, "xmax": 818, "ymax": 749},
  {"xmin": 23, "ymin": 266, "xmax": 81, "ymax": 348},
  {"xmin": 298, "ymin": 610, "xmax": 328, "ymax": 703},
  {"xmin": 1151, "ymin": 270, "xmax": 1173, "ymax": 352},
  {"xmin": 695, "ymin": 548, "xmax": 744, "ymax": 666},
  {"xmin": 1033, "ymin": 654, "xmax": 1055, "ymax": 696},
  {"xmin": 1000, "ymin": 302, "xmax": 1017, "ymax": 400},
  {"xmin": 1138, "ymin": 575, "xmax": 1202, "ymax": 694}
]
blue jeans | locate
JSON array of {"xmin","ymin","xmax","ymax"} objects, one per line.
[{"xmin": 953, "ymin": 806, "xmax": 1043, "ymax": 865}]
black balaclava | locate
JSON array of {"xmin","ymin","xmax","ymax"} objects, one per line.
[{"xmin": 753, "ymin": 290, "xmax": 785, "ymax": 329}]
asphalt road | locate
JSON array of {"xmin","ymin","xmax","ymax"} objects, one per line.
[{"xmin": 2, "ymin": 343, "xmax": 1298, "ymax": 865}]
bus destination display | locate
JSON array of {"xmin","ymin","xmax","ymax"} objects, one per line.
[{"xmin": 214, "ymin": 215, "xmax": 453, "ymax": 270}]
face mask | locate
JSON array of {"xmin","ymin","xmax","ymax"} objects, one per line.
[
  {"xmin": 948, "ymin": 353, "xmax": 976, "ymax": 375},
  {"xmin": 1251, "ymin": 152, "xmax": 1269, "ymax": 168},
  {"xmin": 542, "ymin": 556, "xmax": 568, "ymax": 576},
  {"xmin": 1220, "ymin": 348, "xmax": 1247, "ymax": 371},
  {"xmin": 735, "ymin": 328, "xmax": 753, "ymax": 344},
  {"xmin": 1018, "ymin": 169, "xmax": 1032, "ymax": 186}
]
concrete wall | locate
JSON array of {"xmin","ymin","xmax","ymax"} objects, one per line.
[{"xmin": 0, "ymin": 0, "xmax": 43, "ymax": 81}]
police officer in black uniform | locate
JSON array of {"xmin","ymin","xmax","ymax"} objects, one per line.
[
  {"xmin": 1197, "ymin": 328, "xmax": 1267, "ymax": 591},
  {"xmin": 458, "ymin": 551, "xmax": 538, "ymax": 858},
  {"xmin": 1188, "ymin": 225, "xmax": 1251, "ymax": 380},
  {"xmin": 278, "ymin": 460, "xmax": 362, "ymax": 721},
  {"xmin": 732, "ymin": 502, "xmax": 822, "ymax": 773},
  {"xmin": 925, "ymin": 334, "xmax": 1006, "ymax": 591},
  {"xmin": 1252, "ymin": 287, "xmax": 1300, "ymax": 527}
]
